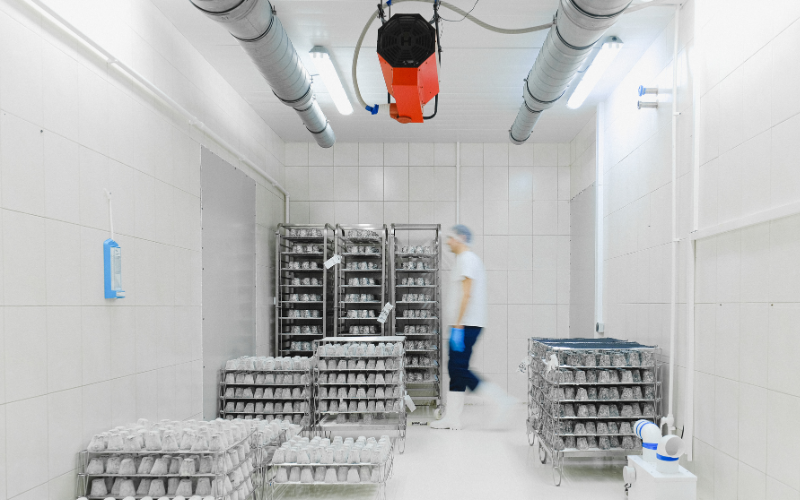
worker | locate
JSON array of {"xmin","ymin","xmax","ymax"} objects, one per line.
[{"xmin": 431, "ymin": 224, "xmax": 512, "ymax": 430}]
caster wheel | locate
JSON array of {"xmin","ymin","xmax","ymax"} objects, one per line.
[
  {"xmin": 538, "ymin": 442, "xmax": 547, "ymax": 464},
  {"xmin": 433, "ymin": 408, "xmax": 442, "ymax": 420},
  {"xmin": 553, "ymin": 466, "xmax": 562, "ymax": 487},
  {"xmin": 527, "ymin": 431, "xmax": 535, "ymax": 446}
]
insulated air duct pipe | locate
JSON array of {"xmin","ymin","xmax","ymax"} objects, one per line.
[
  {"xmin": 509, "ymin": 0, "xmax": 630, "ymax": 144},
  {"xmin": 190, "ymin": 0, "xmax": 336, "ymax": 148}
]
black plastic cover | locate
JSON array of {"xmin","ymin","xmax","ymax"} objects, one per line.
[{"xmin": 377, "ymin": 14, "xmax": 436, "ymax": 68}]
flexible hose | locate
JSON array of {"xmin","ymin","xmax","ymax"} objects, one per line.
[
  {"xmin": 352, "ymin": 0, "xmax": 675, "ymax": 112},
  {"xmin": 352, "ymin": 0, "xmax": 554, "ymax": 111}
]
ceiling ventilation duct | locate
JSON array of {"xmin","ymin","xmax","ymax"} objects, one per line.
[
  {"xmin": 190, "ymin": 0, "xmax": 336, "ymax": 148},
  {"xmin": 509, "ymin": 0, "xmax": 630, "ymax": 145}
]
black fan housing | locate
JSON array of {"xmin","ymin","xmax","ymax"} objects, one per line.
[{"xmin": 377, "ymin": 14, "xmax": 436, "ymax": 68}]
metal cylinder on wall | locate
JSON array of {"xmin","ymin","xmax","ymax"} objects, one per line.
[
  {"xmin": 509, "ymin": 0, "xmax": 631, "ymax": 144},
  {"xmin": 190, "ymin": 0, "xmax": 336, "ymax": 148}
]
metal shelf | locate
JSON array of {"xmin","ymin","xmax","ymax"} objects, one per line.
[
  {"xmin": 276, "ymin": 224, "xmax": 336, "ymax": 357},
  {"xmin": 389, "ymin": 223, "xmax": 443, "ymax": 418}
]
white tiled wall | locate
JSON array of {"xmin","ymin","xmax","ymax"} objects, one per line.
[
  {"xmin": 689, "ymin": 0, "xmax": 800, "ymax": 498},
  {"xmin": 596, "ymin": 0, "xmax": 800, "ymax": 498},
  {"xmin": 285, "ymin": 141, "xmax": 571, "ymax": 400},
  {"xmin": 0, "ymin": 1, "xmax": 285, "ymax": 499}
]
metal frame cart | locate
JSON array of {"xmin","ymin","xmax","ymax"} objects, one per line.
[
  {"xmin": 266, "ymin": 439, "xmax": 396, "ymax": 500},
  {"xmin": 526, "ymin": 337, "xmax": 662, "ymax": 486},
  {"xmin": 219, "ymin": 360, "xmax": 313, "ymax": 429},
  {"xmin": 335, "ymin": 224, "xmax": 388, "ymax": 336},
  {"xmin": 389, "ymin": 223, "xmax": 443, "ymax": 420},
  {"xmin": 275, "ymin": 224, "xmax": 336, "ymax": 357},
  {"xmin": 312, "ymin": 337, "xmax": 407, "ymax": 454},
  {"xmin": 77, "ymin": 426, "xmax": 271, "ymax": 500}
]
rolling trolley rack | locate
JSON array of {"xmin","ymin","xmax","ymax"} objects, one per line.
[
  {"xmin": 389, "ymin": 223, "xmax": 444, "ymax": 421},
  {"xmin": 526, "ymin": 337, "xmax": 662, "ymax": 486},
  {"xmin": 275, "ymin": 223, "xmax": 336, "ymax": 358},
  {"xmin": 311, "ymin": 336, "xmax": 408, "ymax": 454}
]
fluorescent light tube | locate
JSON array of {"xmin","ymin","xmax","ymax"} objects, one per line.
[
  {"xmin": 310, "ymin": 47, "xmax": 353, "ymax": 115},
  {"xmin": 567, "ymin": 39, "xmax": 624, "ymax": 110}
]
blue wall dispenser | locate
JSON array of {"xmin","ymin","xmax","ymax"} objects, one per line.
[{"xmin": 103, "ymin": 189, "xmax": 125, "ymax": 299}]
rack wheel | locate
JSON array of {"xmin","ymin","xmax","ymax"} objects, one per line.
[
  {"xmin": 552, "ymin": 464, "xmax": 562, "ymax": 487},
  {"xmin": 527, "ymin": 430, "xmax": 535, "ymax": 446},
  {"xmin": 398, "ymin": 437, "xmax": 406, "ymax": 454},
  {"xmin": 433, "ymin": 407, "xmax": 442, "ymax": 420},
  {"xmin": 538, "ymin": 441, "xmax": 547, "ymax": 464}
]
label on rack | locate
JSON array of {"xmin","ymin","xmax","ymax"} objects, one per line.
[
  {"xmin": 324, "ymin": 254, "xmax": 342, "ymax": 269},
  {"xmin": 376, "ymin": 302, "xmax": 394, "ymax": 324}
]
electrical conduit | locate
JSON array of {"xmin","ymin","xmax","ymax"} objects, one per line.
[{"xmin": 190, "ymin": 0, "xmax": 336, "ymax": 148}]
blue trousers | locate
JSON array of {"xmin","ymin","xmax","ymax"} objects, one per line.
[{"xmin": 448, "ymin": 326, "xmax": 482, "ymax": 392}]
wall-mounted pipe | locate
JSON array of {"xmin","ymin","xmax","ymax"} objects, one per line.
[
  {"xmin": 509, "ymin": 0, "xmax": 631, "ymax": 144},
  {"xmin": 456, "ymin": 142, "xmax": 461, "ymax": 224},
  {"xmin": 664, "ymin": 2, "xmax": 681, "ymax": 435},
  {"xmin": 190, "ymin": 0, "xmax": 336, "ymax": 148}
]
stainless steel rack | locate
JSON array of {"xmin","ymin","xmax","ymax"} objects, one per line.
[
  {"xmin": 218, "ymin": 359, "xmax": 314, "ymax": 428},
  {"xmin": 334, "ymin": 224, "xmax": 388, "ymax": 336},
  {"xmin": 389, "ymin": 224, "xmax": 443, "ymax": 420},
  {"xmin": 311, "ymin": 337, "xmax": 407, "ymax": 454},
  {"xmin": 275, "ymin": 224, "xmax": 336, "ymax": 357},
  {"xmin": 526, "ymin": 337, "xmax": 662, "ymax": 486},
  {"xmin": 266, "ymin": 436, "xmax": 395, "ymax": 500},
  {"xmin": 76, "ymin": 425, "xmax": 272, "ymax": 500}
]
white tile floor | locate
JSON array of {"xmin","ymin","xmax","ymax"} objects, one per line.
[{"xmin": 270, "ymin": 404, "xmax": 627, "ymax": 500}]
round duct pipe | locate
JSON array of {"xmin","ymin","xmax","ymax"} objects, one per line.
[
  {"xmin": 190, "ymin": 0, "xmax": 336, "ymax": 148},
  {"xmin": 509, "ymin": 0, "xmax": 631, "ymax": 144}
]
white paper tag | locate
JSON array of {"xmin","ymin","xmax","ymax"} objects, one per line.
[
  {"xmin": 376, "ymin": 302, "xmax": 394, "ymax": 324},
  {"xmin": 324, "ymin": 254, "xmax": 342, "ymax": 269}
]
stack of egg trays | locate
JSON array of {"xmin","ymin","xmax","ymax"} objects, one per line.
[
  {"xmin": 219, "ymin": 359, "xmax": 313, "ymax": 429},
  {"xmin": 528, "ymin": 337, "xmax": 660, "ymax": 454},
  {"xmin": 76, "ymin": 427, "xmax": 267, "ymax": 500},
  {"xmin": 311, "ymin": 337, "xmax": 406, "ymax": 429},
  {"xmin": 268, "ymin": 434, "xmax": 395, "ymax": 488}
]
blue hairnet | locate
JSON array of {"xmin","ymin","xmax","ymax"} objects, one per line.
[{"xmin": 450, "ymin": 224, "xmax": 472, "ymax": 245}]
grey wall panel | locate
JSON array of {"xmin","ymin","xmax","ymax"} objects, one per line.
[
  {"xmin": 201, "ymin": 147, "xmax": 256, "ymax": 419},
  {"xmin": 570, "ymin": 183, "xmax": 595, "ymax": 338}
]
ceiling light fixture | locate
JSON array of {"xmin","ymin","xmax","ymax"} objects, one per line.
[
  {"xmin": 310, "ymin": 46, "xmax": 353, "ymax": 115},
  {"xmin": 567, "ymin": 38, "xmax": 624, "ymax": 110}
]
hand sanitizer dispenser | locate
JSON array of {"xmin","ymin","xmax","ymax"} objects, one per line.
[
  {"xmin": 103, "ymin": 238, "xmax": 125, "ymax": 299},
  {"xmin": 103, "ymin": 189, "xmax": 125, "ymax": 299}
]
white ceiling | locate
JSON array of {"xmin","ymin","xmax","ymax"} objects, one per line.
[{"xmin": 153, "ymin": 0, "xmax": 674, "ymax": 144}]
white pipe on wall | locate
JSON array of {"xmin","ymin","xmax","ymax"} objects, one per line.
[
  {"xmin": 456, "ymin": 142, "xmax": 461, "ymax": 224},
  {"xmin": 665, "ymin": 2, "xmax": 681, "ymax": 433},
  {"xmin": 594, "ymin": 102, "xmax": 605, "ymax": 337},
  {"xmin": 23, "ymin": 0, "xmax": 291, "ymax": 223}
]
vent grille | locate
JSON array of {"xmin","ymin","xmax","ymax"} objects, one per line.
[{"xmin": 377, "ymin": 14, "xmax": 435, "ymax": 68}]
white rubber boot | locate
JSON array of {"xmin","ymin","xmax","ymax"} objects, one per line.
[
  {"xmin": 430, "ymin": 391, "xmax": 465, "ymax": 430},
  {"xmin": 474, "ymin": 381, "xmax": 516, "ymax": 429}
]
